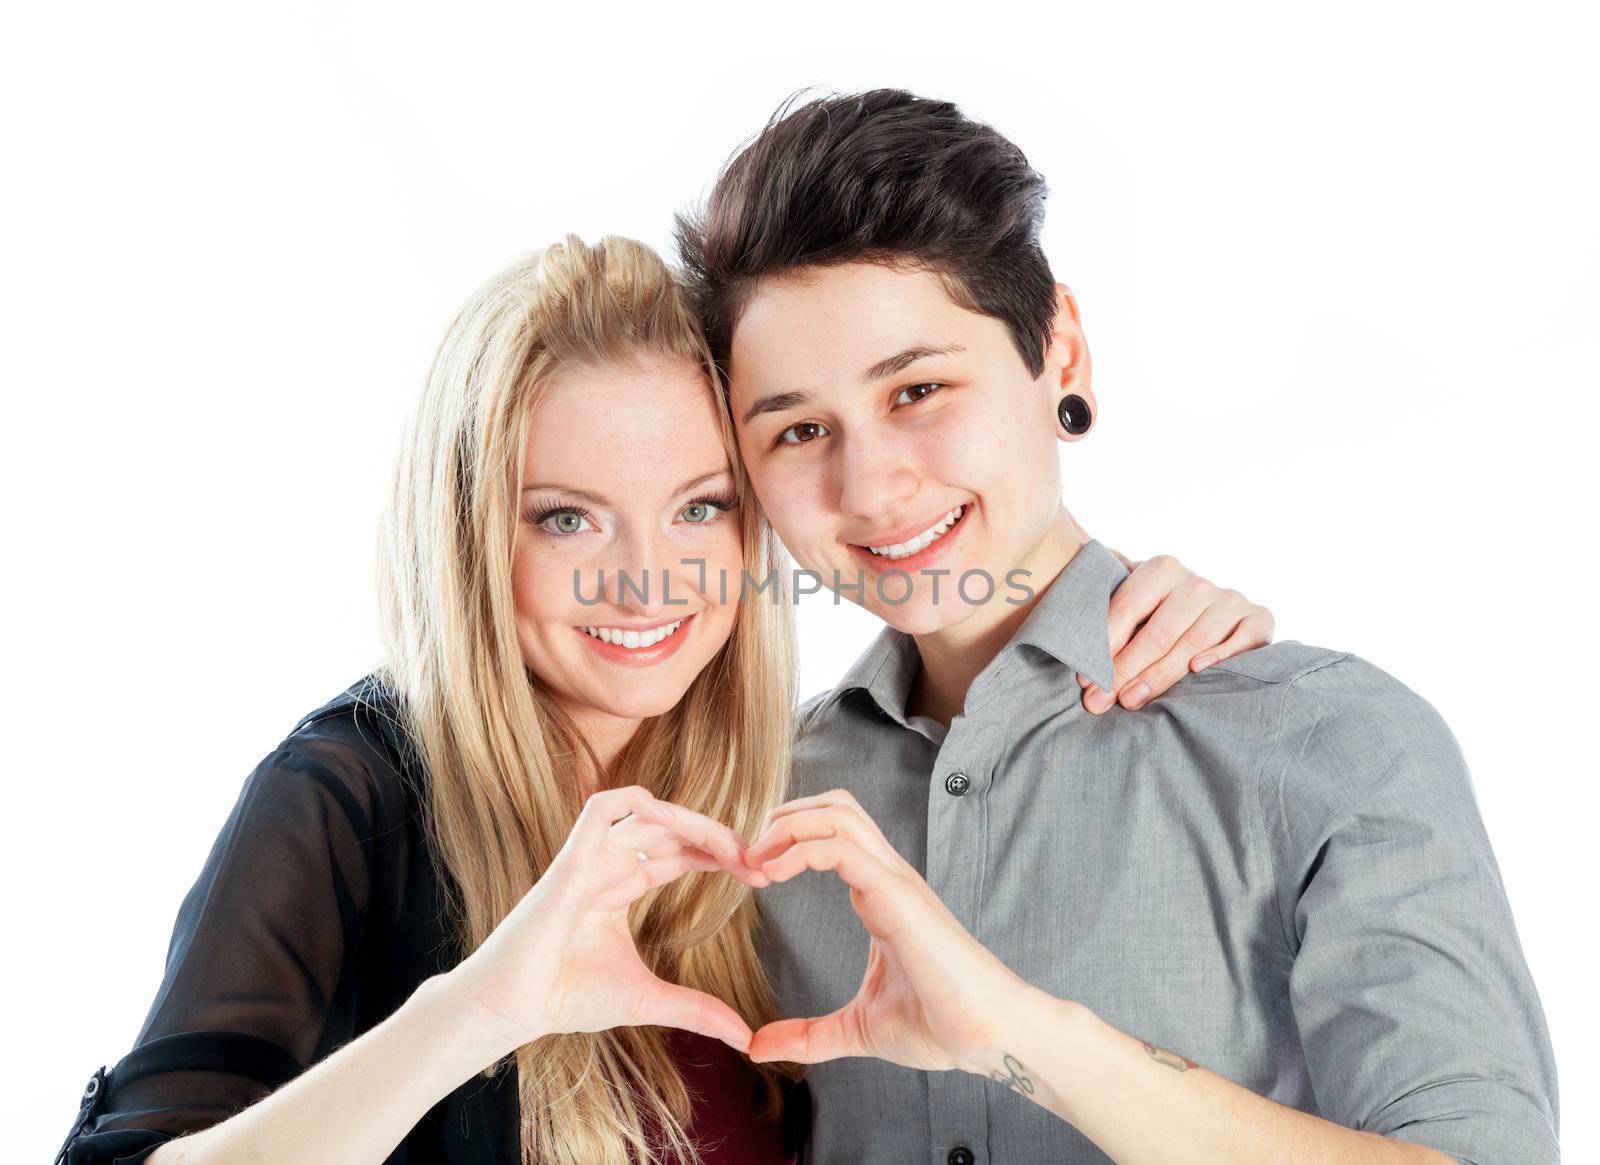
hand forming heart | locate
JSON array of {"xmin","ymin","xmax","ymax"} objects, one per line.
[
  {"xmin": 447, "ymin": 783, "xmax": 1034, "ymax": 1077},
  {"xmin": 447, "ymin": 785, "xmax": 772, "ymax": 1059},
  {"xmin": 740, "ymin": 788, "xmax": 1034, "ymax": 1073}
]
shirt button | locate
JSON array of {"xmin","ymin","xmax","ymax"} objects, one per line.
[
  {"xmin": 945, "ymin": 771, "xmax": 970, "ymax": 796},
  {"xmin": 948, "ymin": 1148, "xmax": 975, "ymax": 1165}
]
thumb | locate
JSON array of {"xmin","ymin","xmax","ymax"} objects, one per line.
[
  {"xmin": 640, "ymin": 979, "xmax": 754, "ymax": 1054},
  {"xmin": 748, "ymin": 1008, "xmax": 861, "ymax": 1065}
]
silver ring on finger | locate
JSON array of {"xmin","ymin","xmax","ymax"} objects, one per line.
[{"xmin": 636, "ymin": 849, "xmax": 650, "ymax": 864}]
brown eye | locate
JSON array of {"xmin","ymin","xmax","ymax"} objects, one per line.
[
  {"xmin": 893, "ymin": 382, "xmax": 945, "ymax": 406},
  {"xmin": 777, "ymin": 420, "xmax": 829, "ymax": 447}
]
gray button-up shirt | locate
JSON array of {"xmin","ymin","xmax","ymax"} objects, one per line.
[{"xmin": 756, "ymin": 540, "xmax": 1559, "ymax": 1165}]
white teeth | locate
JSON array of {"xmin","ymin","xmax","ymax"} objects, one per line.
[
  {"xmin": 582, "ymin": 619, "xmax": 685, "ymax": 648},
  {"xmin": 868, "ymin": 506, "xmax": 964, "ymax": 560}
]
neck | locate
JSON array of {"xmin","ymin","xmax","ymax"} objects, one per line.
[
  {"xmin": 562, "ymin": 705, "xmax": 643, "ymax": 799},
  {"xmin": 907, "ymin": 508, "xmax": 1084, "ymax": 727}
]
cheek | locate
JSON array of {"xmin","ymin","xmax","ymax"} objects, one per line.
[
  {"xmin": 696, "ymin": 521, "xmax": 748, "ymax": 601},
  {"xmin": 937, "ymin": 389, "xmax": 1053, "ymax": 503},
  {"xmin": 511, "ymin": 542, "xmax": 576, "ymax": 635}
]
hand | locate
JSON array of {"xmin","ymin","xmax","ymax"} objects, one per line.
[
  {"xmin": 742, "ymin": 789, "xmax": 1029, "ymax": 1072},
  {"xmin": 1085, "ymin": 551, "xmax": 1274, "ymax": 713},
  {"xmin": 446, "ymin": 785, "xmax": 769, "ymax": 1059}
]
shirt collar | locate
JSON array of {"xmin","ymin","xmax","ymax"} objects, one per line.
[{"xmin": 822, "ymin": 539, "xmax": 1127, "ymax": 725}]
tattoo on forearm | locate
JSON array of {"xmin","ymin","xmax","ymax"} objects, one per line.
[
  {"xmin": 988, "ymin": 1053, "xmax": 1036, "ymax": 1095},
  {"xmin": 1141, "ymin": 1040, "xmax": 1199, "ymax": 1071}
]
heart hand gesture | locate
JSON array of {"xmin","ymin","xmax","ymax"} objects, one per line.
[
  {"xmin": 742, "ymin": 789, "xmax": 1028, "ymax": 1072},
  {"xmin": 448, "ymin": 785, "xmax": 770, "ymax": 1059}
]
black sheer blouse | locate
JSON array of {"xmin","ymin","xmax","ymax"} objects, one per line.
[{"xmin": 55, "ymin": 675, "xmax": 802, "ymax": 1164}]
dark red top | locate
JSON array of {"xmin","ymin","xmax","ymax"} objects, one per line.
[{"xmin": 55, "ymin": 675, "xmax": 803, "ymax": 1164}]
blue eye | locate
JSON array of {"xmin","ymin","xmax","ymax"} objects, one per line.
[
  {"xmin": 893, "ymin": 382, "xmax": 945, "ymax": 406},
  {"xmin": 532, "ymin": 507, "xmax": 595, "ymax": 535},
  {"xmin": 679, "ymin": 494, "xmax": 739, "ymax": 524},
  {"xmin": 776, "ymin": 420, "xmax": 829, "ymax": 448}
]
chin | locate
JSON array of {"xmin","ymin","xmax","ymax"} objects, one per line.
[
  {"xmin": 870, "ymin": 598, "xmax": 977, "ymax": 637},
  {"xmin": 592, "ymin": 682, "xmax": 694, "ymax": 721}
]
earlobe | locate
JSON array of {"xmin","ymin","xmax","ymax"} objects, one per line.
[{"xmin": 1057, "ymin": 394, "xmax": 1093, "ymax": 438}]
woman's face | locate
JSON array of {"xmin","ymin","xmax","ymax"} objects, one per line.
[{"xmin": 512, "ymin": 356, "xmax": 745, "ymax": 740}]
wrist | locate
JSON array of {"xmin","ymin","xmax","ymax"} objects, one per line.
[
  {"xmin": 415, "ymin": 971, "xmax": 541, "ymax": 1075},
  {"xmin": 956, "ymin": 979, "xmax": 1092, "ymax": 1078}
]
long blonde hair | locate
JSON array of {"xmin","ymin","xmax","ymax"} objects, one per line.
[{"xmin": 375, "ymin": 235, "xmax": 798, "ymax": 1163}]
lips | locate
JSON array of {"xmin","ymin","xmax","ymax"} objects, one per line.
[
  {"xmin": 846, "ymin": 503, "xmax": 970, "ymax": 574},
  {"xmin": 859, "ymin": 505, "xmax": 966, "ymax": 561},
  {"xmin": 574, "ymin": 613, "xmax": 697, "ymax": 667},
  {"xmin": 580, "ymin": 618, "xmax": 685, "ymax": 649}
]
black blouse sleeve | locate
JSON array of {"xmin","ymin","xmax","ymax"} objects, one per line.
[{"xmin": 56, "ymin": 713, "xmax": 388, "ymax": 1164}]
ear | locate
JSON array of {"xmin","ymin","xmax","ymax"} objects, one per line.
[{"xmin": 1045, "ymin": 283, "xmax": 1096, "ymax": 443}]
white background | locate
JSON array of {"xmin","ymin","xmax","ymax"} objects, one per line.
[{"xmin": 6, "ymin": 1, "xmax": 1595, "ymax": 1160}]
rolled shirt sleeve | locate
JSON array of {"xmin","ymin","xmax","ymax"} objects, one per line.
[
  {"xmin": 1268, "ymin": 657, "xmax": 1560, "ymax": 1164},
  {"xmin": 57, "ymin": 731, "xmax": 381, "ymax": 1164}
]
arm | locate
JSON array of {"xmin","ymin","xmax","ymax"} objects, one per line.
[
  {"xmin": 60, "ymin": 735, "xmax": 387, "ymax": 1165},
  {"xmin": 744, "ymin": 766, "xmax": 1555, "ymax": 1164},
  {"xmin": 62, "ymin": 729, "xmax": 764, "ymax": 1165},
  {"xmin": 964, "ymin": 993, "xmax": 1449, "ymax": 1164},
  {"xmin": 146, "ymin": 975, "xmax": 510, "ymax": 1164}
]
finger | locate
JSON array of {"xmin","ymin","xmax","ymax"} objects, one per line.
[
  {"xmin": 1192, "ymin": 615, "xmax": 1273, "ymax": 670},
  {"xmin": 748, "ymin": 1009, "xmax": 862, "ymax": 1065},
  {"xmin": 758, "ymin": 788, "xmax": 863, "ymax": 836},
  {"xmin": 613, "ymin": 818, "xmax": 768, "ymax": 889},
  {"xmin": 648, "ymin": 802, "xmax": 766, "ymax": 885},
  {"xmin": 1103, "ymin": 554, "xmax": 1187, "ymax": 656},
  {"xmin": 574, "ymin": 785, "xmax": 672, "ymax": 848},
  {"xmin": 606, "ymin": 818, "xmax": 673, "ymax": 855},
  {"xmin": 640, "ymin": 979, "xmax": 755, "ymax": 1054},
  {"xmin": 1107, "ymin": 576, "xmax": 1213, "ymax": 692},
  {"xmin": 756, "ymin": 836, "xmax": 898, "ymax": 893},
  {"xmin": 633, "ymin": 847, "xmax": 756, "ymax": 895},
  {"xmin": 1117, "ymin": 602, "xmax": 1246, "ymax": 709},
  {"xmin": 747, "ymin": 805, "xmax": 898, "ymax": 869}
]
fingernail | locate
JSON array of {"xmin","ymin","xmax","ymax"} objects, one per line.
[
  {"xmin": 1193, "ymin": 654, "xmax": 1217, "ymax": 671},
  {"xmin": 1085, "ymin": 687, "xmax": 1113, "ymax": 714},
  {"xmin": 1121, "ymin": 682, "xmax": 1150, "ymax": 709}
]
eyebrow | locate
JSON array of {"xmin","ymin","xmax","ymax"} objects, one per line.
[
  {"xmin": 740, "ymin": 343, "xmax": 967, "ymax": 426},
  {"xmin": 863, "ymin": 343, "xmax": 966, "ymax": 383},
  {"xmin": 521, "ymin": 468, "xmax": 730, "ymax": 504}
]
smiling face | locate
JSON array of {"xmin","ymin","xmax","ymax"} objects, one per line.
[
  {"xmin": 512, "ymin": 356, "xmax": 745, "ymax": 744},
  {"xmin": 728, "ymin": 262, "xmax": 1089, "ymax": 637}
]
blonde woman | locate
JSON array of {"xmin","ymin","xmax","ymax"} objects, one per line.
[{"xmin": 55, "ymin": 236, "xmax": 1273, "ymax": 1165}]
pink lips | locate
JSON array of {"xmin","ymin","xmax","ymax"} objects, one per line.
[
  {"xmin": 847, "ymin": 504, "xmax": 969, "ymax": 575},
  {"xmin": 574, "ymin": 613, "xmax": 696, "ymax": 668}
]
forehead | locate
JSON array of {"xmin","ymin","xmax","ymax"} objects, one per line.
[
  {"xmin": 728, "ymin": 263, "xmax": 995, "ymax": 397},
  {"xmin": 521, "ymin": 357, "xmax": 730, "ymax": 490}
]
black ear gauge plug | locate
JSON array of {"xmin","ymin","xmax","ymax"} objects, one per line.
[{"xmin": 1057, "ymin": 393, "xmax": 1092, "ymax": 435}]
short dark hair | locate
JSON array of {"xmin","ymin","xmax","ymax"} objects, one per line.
[{"xmin": 674, "ymin": 88, "xmax": 1058, "ymax": 381}]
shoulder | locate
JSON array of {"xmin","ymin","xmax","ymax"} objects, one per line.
[
  {"xmin": 1217, "ymin": 643, "xmax": 1458, "ymax": 753},
  {"xmin": 244, "ymin": 673, "xmax": 423, "ymax": 835},
  {"xmin": 1202, "ymin": 641, "xmax": 1451, "ymax": 747},
  {"xmin": 1217, "ymin": 645, "xmax": 1474, "ymax": 836},
  {"xmin": 793, "ymin": 687, "xmax": 838, "ymax": 737}
]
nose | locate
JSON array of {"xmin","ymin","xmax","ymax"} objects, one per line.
[
  {"xmin": 607, "ymin": 525, "xmax": 672, "ymax": 618},
  {"xmin": 835, "ymin": 424, "xmax": 917, "ymax": 520}
]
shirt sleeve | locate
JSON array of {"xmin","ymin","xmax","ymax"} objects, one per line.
[
  {"xmin": 56, "ymin": 729, "xmax": 384, "ymax": 1165},
  {"xmin": 1265, "ymin": 655, "xmax": 1560, "ymax": 1165}
]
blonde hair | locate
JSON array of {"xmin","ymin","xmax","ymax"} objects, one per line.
[{"xmin": 375, "ymin": 235, "xmax": 798, "ymax": 1163}]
